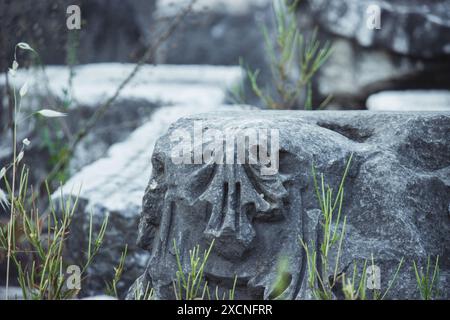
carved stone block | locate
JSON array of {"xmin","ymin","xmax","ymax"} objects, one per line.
[{"xmin": 130, "ymin": 111, "xmax": 450, "ymax": 299}]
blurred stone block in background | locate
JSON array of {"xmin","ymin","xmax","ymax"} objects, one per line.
[{"xmin": 367, "ymin": 90, "xmax": 450, "ymax": 111}]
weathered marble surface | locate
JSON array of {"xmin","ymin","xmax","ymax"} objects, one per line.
[{"xmin": 131, "ymin": 110, "xmax": 450, "ymax": 299}]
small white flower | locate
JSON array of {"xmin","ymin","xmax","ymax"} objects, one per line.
[
  {"xmin": 12, "ymin": 60, "xmax": 19, "ymax": 71},
  {"xmin": 17, "ymin": 42, "xmax": 33, "ymax": 51},
  {"xmin": 0, "ymin": 188, "xmax": 9, "ymax": 210},
  {"xmin": 20, "ymin": 81, "xmax": 28, "ymax": 97},
  {"xmin": 16, "ymin": 151, "xmax": 24, "ymax": 164},
  {"xmin": 22, "ymin": 138, "xmax": 31, "ymax": 146},
  {"xmin": 37, "ymin": 109, "xmax": 67, "ymax": 118},
  {"xmin": 0, "ymin": 167, "xmax": 6, "ymax": 180}
]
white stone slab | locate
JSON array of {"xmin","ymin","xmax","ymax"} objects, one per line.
[{"xmin": 367, "ymin": 90, "xmax": 450, "ymax": 111}]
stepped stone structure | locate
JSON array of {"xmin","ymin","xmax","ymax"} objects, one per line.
[
  {"xmin": 0, "ymin": 63, "xmax": 242, "ymax": 174},
  {"xmin": 130, "ymin": 110, "xmax": 450, "ymax": 299}
]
